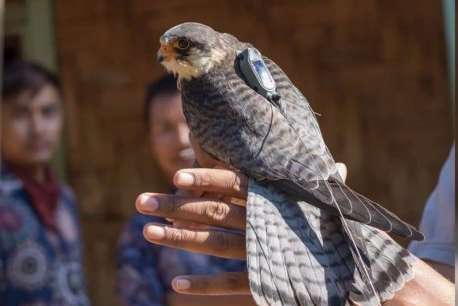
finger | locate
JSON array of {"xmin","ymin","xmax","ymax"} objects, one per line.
[
  {"xmin": 143, "ymin": 223, "xmax": 246, "ymax": 260},
  {"xmin": 172, "ymin": 272, "xmax": 251, "ymax": 295},
  {"xmin": 336, "ymin": 162, "xmax": 347, "ymax": 183},
  {"xmin": 175, "ymin": 181, "xmax": 206, "ymax": 198},
  {"xmin": 222, "ymin": 196, "xmax": 247, "ymax": 207},
  {"xmin": 136, "ymin": 193, "xmax": 246, "ymax": 230},
  {"xmin": 173, "ymin": 168, "xmax": 248, "ymax": 199},
  {"xmin": 171, "ymin": 220, "xmax": 212, "ymax": 230}
]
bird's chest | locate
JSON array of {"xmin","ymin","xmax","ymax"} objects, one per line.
[
  {"xmin": 181, "ymin": 77, "xmax": 271, "ymax": 167},
  {"xmin": 181, "ymin": 80, "xmax": 235, "ymax": 138}
]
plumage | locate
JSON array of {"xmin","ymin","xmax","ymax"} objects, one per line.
[
  {"xmin": 246, "ymin": 180, "xmax": 415, "ymax": 306},
  {"xmin": 158, "ymin": 22, "xmax": 422, "ymax": 306}
]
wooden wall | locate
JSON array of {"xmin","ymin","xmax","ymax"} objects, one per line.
[{"xmin": 54, "ymin": 1, "xmax": 453, "ymax": 305}]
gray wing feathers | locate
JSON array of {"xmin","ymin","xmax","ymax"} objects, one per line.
[
  {"xmin": 247, "ymin": 179, "xmax": 353, "ymax": 306},
  {"xmin": 247, "ymin": 181, "xmax": 299, "ymax": 306},
  {"xmin": 313, "ymin": 179, "xmax": 424, "ymax": 240},
  {"xmin": 263, "ymin": 57, "xmax": 337, "ymax": 179},
  {"xmin": 260, "ymin": 57, "xmax": 422, "ymax": 240},
  {"xmin": 271, "ymin": 176, "xmax": 424, "ymax": 241},
  {"xmin": 247, "ymin": 180, "xmax": 416, "ymax": 306},
  {"xmin": 348, "ymin": 221, "xmax": 416, "ymax": 304}
]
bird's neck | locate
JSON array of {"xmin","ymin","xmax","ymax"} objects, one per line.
[{"xmin": 180, "ymin": 67, "xmax": 220, "ymax": 91}]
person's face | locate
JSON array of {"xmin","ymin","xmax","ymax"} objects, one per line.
[
  {"xmin": 1, "ymin": 85, "xmax": 63, "ymax": 167},
  {"xmin": 149, "ymin": 93, "xmax": 194, "ymax": 179}
]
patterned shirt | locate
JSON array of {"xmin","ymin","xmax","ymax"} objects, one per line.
[
  {"xmin": 0, "ymin": 166, "xmax": 90, "ymax": 306},
  {"xmin": 117, "ymin": 214, "xmax": 246, "ymax": 306}
]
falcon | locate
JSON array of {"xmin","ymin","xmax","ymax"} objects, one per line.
[{"xmin": 157, "ymin": 22, "xmax": 422, "ymax": 306}]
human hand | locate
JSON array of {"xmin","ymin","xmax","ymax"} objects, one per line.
[
  {"xmin": 136, "ymin": 160, "xmax": 347, "ymax": 295},
  {"xmin": 137, "ymin": 167, "xmax": 250, "ymax": 294}
]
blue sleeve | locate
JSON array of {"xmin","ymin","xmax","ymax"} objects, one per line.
[
  {"xmin": 117, "ymin": 214, "xmax": 167, "ymax": 306},
  {"xmin": 409, "ymin": 145, "xmax": 455, "ymax": 266}
]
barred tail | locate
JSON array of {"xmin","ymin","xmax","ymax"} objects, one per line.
[{"xmin": 246, "ymin": 180, "xmax": 416, "ymax": 306}]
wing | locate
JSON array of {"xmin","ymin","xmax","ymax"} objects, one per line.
[
  {"xmin": 246, "ymin": 180, "xmax": 416, "ymax": 306},
  {"xmin": 272, "ymin": 177, "xmax": 424, "ymax": 241},
  {"xmin": 255, "ymin": 57, "xmax": 423, "ymax": 240},
  {"xmin": 183, "ymin": 49, "xmax": 423, "ymax": 240},
  {"xmin": 263, "ymin": 57, "xmax": 338, "ymax": 180}
]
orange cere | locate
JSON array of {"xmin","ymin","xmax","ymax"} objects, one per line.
[{"xmin": 159, "ymin": 43, "xmax": 176, "ymax": 61}]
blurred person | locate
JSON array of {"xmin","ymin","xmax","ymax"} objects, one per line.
[
  {"xmin": 409, "ymin": 144, "xmax": 455, "ymax": 281},
  {"xmin": 0, "ymin": 61, "xmax": 90, "ymax": 305},
  {"xmin": 116, "ymin": 75, "xmax": 251, "ymax": 306}
]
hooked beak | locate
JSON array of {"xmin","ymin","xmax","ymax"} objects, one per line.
[
  {"xmin": 156, "ymin": 50, "xmax": 165, "ymax": 63},
  {"xmin": 157, "ymin": 43, "xmax": 175, "ymax": 63}
]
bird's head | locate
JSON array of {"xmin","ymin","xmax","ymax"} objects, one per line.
[{"xmin": 157, "ymin": 23, "xmax": 232, "ymax": 80}]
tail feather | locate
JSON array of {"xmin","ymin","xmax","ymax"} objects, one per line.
[
  {"xmin": 247, "ymin": 179, "xmax": 416, "ymax": 306},
  {"xmin": 347, "ymin": 221, "xmax": 416, "ymax": 305}
]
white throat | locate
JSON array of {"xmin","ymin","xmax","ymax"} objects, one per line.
[{"xmin": 161, "ymin": 47, "xmax": 226, "ymax": 81}]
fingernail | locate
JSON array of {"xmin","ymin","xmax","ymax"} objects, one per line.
[
  {"xmin": 176, "ymin": 172, "xmax": 194, "ymax": 186},
  {"xmin": 173, "ymin": 277, "xmax": 191, "ymax": 290},
  {"xmin": 146, "ymin": 225, "xmax": 165, "ymax": 240},
  {"xmin": 139, "ymin": 194, "xmax": 158, "ymax": 211}
]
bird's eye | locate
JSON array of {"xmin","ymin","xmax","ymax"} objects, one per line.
[{"xmin": 177, "ymin": 38, "xmax": 190, "ymax": 50}]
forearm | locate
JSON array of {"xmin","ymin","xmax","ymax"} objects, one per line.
[
  {"xmin": 384, "ymin": 259, "xmax": 454, "ymax": 306},
  {"xmin": 423, "ymin": 259, "xmax": 455, "ymax": 282}
]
